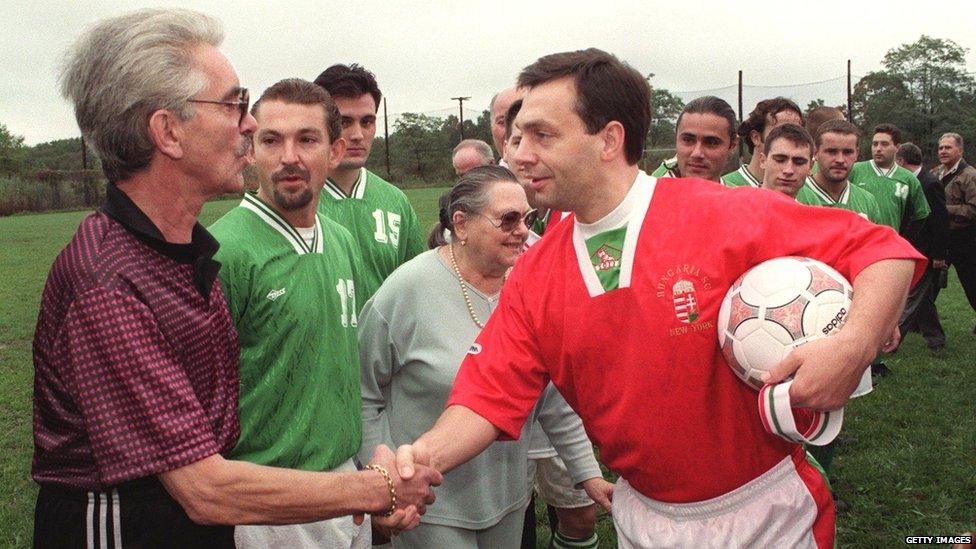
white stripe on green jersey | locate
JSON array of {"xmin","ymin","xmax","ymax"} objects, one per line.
[
  {"xmin": 210, "ymin": 195, "xmax": 365, "ymax": 472},
  {"xmin": 650, "ymin": 156, "xmax": 678, "ymax": 177},
  {"xmin": 800, "ymin": 176, "xmax": 882, "ymax": 223},
  {"xmin": 318, "ymin": 168, "xmax": 425, "ymax": 301},
  {"xmin": 323, "ymin": 168, "xmax": 368, "ymax": 200},
  {"xmin": 721, "ymin": 165, "xmax": 761, "ymax": 188},
  {"xmin": 240, "ymin": 192, "xmax": 321, "ymax": 254},
  {"xmin": 849, "ymin": 160, "xmax": 930, "ymax": 230}
]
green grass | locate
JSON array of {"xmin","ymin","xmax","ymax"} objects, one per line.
[{"xmin": 2, "ymin": 189, "xmax": 974, "ymax": 547}]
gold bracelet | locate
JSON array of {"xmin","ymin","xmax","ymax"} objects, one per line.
[{"xmin": 364, "ymin": 464, "xmax": 397, "ymax": 517}]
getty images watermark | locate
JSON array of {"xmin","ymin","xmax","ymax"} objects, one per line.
[{"xmin": 904, "ymin": 534, "xmax": 972, "ymax": 545}]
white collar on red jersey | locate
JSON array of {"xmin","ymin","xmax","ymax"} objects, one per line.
[{"xmin": 571, "ymin": 171, "xmax": 657, "ymax": 297}]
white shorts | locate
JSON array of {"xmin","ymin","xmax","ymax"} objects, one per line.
[
  {"xmin": 612, "ymin": 454, "xmax": 834, "ymax": 549},
  {"xmin": 851, "ymin": 367, "xmax": 873, "ymax": 398},
  {"xmin": 526, "ymin": 455, "xmax": 594, "ymax": 509},
  {"xmin": 234, "ymin": 459, "xmax": 371, "ymax": 549}
]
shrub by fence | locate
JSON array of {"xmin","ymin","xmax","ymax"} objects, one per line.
[{"xmin": 0, "ymin": 170, "xmax": 105, "ymax": 216}]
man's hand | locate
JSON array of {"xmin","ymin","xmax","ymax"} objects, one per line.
[
  {"xmin": 368, "ymin": 445, "xmax": 441, "ymax": 516},
  {"xmin": 581, "ymin": 477, "xmax": 614, "ymax": 514},
  {"xmin": 371, "ymin": 508, "xmax": 420, "ymax": 537},
  {"xmin": 881, "ymin": 325, "xmax": 901, "ymax": 353},
  {"xmin": 932, "ymin": 259, "xmax": 948, "ymax": 270},
  {"xmin": 762, "ymin": 333, "xmax": 873, "ymax": 411},
  {"xmin": 394, "ymin": 442, "xmax": 432, "ymax": 480},
  {"xmin": 763, "ymin": 259, "xmax": 916, "ymax": 411}
]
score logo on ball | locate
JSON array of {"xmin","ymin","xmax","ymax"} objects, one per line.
[{"xmin": 717, "ymin": 256, "xmax": 853, "ymax": 390}]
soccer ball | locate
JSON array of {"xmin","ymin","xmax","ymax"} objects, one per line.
[{"xmin": 717, "ymin": 257, "xmax": 853, "ymax": 391}]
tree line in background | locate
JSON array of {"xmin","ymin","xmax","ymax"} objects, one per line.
[{"xmin": 1, "ymin": 35, "xmax": 974, "ymax": 215}]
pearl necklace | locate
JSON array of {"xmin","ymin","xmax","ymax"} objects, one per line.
[{"xmin": 449, "ymin": 244, "xmax": 487, "ymax": 329}]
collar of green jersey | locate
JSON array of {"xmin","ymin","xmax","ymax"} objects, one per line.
[
  {"xmin": 869, "ymin": 159, "xmax": 897, "ymax": 178},
  {"xmin": 806, "ymin": 175, "xmax": 851, "ymax": 205},
  {"xmin": 324, "ymin": 168, "xmax": 367, "ymax": 200},
  {"xmin": 738, "ymin": 164, "xmax": 761, "ymax": 187},
  {"xmin": 240, "ymin": 193, "xmax": 323, "ymax": 255}
]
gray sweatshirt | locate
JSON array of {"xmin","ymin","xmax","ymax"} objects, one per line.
[{"xmin": 357, "ymin": 249, "xmax": 601, "ymax": 529}]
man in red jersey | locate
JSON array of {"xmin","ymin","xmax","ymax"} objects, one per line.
[{"xmin": 394, "ymin": 48, "xmax": 923, "ymax": 548}]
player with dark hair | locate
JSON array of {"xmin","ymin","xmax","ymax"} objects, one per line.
[
  {"xmin": 502, "ymin": 97, "xmax": 601, "ymax": 549},
  {"xmin": 724, "ymin": 97, "xmax": 803, "ymax": 188},
  {"xmin": 313, "ymin": 64, "xmax": 425, "ymax": 300},
  {"xmin": 849, "ymin": 123, "xmax": 930, "ymax": 231},
  {"xmin": 392, "ymin": 48, "xmax": 923, "ymax": 548},
  {"xmin": 505, "ymin": 98, "xmax": 565, "ymax": 238},
  {"xmin": 759, "ymin": 123, "xmax": 817, "ymax": 201},
  {"xmin": 210, "ymin": 78, "xmax": 388, "ymax": 547},
  {"xmin": 652, "ymin": 95, "xmax": 738, "ymax": 182}
]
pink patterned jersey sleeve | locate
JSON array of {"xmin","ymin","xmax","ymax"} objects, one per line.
[{"xmin": 59, "ymin": 287, "xmax": 222, "ymax": 485}]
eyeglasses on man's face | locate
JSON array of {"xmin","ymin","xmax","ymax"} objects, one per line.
[{"xmin": 187, "ymin": 88, "xmax": 249, "ymax": 126}]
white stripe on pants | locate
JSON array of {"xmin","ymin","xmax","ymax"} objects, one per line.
[{"xmin": 86, "ymin": 489, "xmax": 122, "ymax": 549}]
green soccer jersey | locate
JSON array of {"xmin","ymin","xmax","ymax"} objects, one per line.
[
  {"xmin": 318, "ymin": 168, "xmax": 425, "ymax": 300},
  {"xmin": 849, "ymin": 160, "xmax": 930, "ymax": 230},
  {"xmin": 721, "ymin": 165, "xmax": 762, "ymax": 188},
  {"xmin": 211, "ymin": 193, "xmax": 364, "ymax": 471},
  {"xmin": 651, "ymin": 156, "xmax": 678, "ymax": 177},
  {"xmin": 794, "ymin": 184, "xmax": 818, "ymax": 205},
  {"xmin": 800, "ymin": 176, "xmax": 883, "ymax": 223}
]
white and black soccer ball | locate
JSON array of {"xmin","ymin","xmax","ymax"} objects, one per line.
[{"xmin": 717, "ymin": 256, "xmax": 853, "ymax": 391}]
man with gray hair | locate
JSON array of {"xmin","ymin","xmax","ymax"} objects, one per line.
[
  {"xmin": 936, "ymin": 132, "xmax": 976, "ymax": 325},
  {"xmin": 452, "ymin": 138, "xmax": 495, "ymax": 176},
  {"xmin": 33, "ymin": 9, "xmax": 439, "ymax": 547},
  {"xmin": 896, "ymin": 142, "xmax": 949, "ymax": 349}
]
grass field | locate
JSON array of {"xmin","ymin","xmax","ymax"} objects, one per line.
[{"xmin": 2, "ymin": 188, "xmax": 974, "ymax": 547}]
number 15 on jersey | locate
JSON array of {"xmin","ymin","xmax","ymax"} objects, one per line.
[{"xmin": 372, "ymin": 209, "xmax": 401, "ymax": 247}]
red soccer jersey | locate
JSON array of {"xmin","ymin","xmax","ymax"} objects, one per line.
[{"xmin": 449, "ymin": 174, "xmax": 925, "ymax": 503}]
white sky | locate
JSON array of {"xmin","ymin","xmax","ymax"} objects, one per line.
[{"xmin": 3, "ymin": 0, "xmax": 975, "ymax": 145}]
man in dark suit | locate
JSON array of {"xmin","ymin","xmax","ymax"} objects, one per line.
[{"xmin": 897, "ymin": 142, "xmax": 949, "ymax": 349}]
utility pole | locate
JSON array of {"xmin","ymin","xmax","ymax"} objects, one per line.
[
  {"xmin": 383, "ymin": 97, "xmax": 391, "ymax": 178},
  {"xmin": 451, "ymin": 96, "xmax": 470, "ymax": 142},
  {"xmin": 846, "ymin": 60, "xmax": 852, "ymax": 121},
  {"xmin": 737, "ymin": 70, "xmax": 744, "ymax": 161}
]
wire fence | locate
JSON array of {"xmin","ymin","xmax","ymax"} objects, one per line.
[
  {"xmin": 15, "ymin": 67, "xmax": 953, "ymax": 213},
  {"xmin": 382, "ymin": 72, "xmax": 861, "ymax": 132},
  {"xmin": 369, "ymin": 71, "xmax": 862, "ymax": 178}
]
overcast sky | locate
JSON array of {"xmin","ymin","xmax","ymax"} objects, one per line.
[{"xmin": 3, "ymin": 0, "xmax": 975, "ymax": 145}]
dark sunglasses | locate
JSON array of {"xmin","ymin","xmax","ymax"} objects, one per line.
[
  {"xmin": 477, "ymin": 209, "xmax": 539, "ymax": 232},
  {"xmin": 187, "ymin": 88, "xmax": 250, "ymax": 126}
]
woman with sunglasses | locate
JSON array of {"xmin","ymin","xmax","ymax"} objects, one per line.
[{"xmin": 357, "ymin": 166, "xmax": 605, "ymax": 548}]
